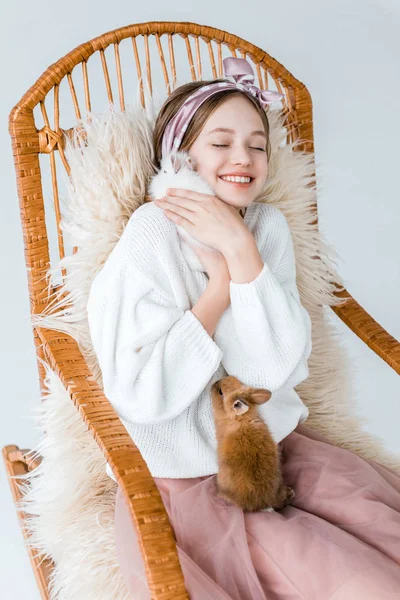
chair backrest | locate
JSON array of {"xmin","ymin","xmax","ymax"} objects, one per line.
[{"xmin": 9, "ymin": 20, "xmax": 314, "ymax": 323}]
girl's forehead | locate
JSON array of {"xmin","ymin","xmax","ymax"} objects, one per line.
[{"xmin": 202, "ymin": 96, "xmax": 265, "ymax": 133}]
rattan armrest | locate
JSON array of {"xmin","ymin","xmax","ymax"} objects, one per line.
[
  {"xmin": 331, "ymin": 288, "xmax": 400, "ymax": 375},
  {"xmin": 3, "ymin": 445, "xmax": 53, "ymax": 599},
  {"xmin": 35, "ymin": 326, "xmax": 189, "ymax": 600}
]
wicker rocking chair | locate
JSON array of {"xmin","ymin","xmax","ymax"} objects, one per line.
[{"xmin": 3, "ymin": 20, "xmax": 400, "ymax": 600}]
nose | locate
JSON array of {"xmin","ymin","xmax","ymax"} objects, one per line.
[{"xmin": 231, "ymin": 144, "xmax": 252, "ymax": 166}]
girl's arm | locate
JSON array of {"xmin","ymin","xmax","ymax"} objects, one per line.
[
  {"xmin": 215, "ymin": 205, "xmax": 312, "ymax": 393},
  {"xmin": 191, "ymin": 279, "xmax": 230, "ymax": 337},
  {"xmin": 87, "ymin": 261, "xmax": 224, "ymax": 426}
]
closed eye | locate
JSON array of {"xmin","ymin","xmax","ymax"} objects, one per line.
[{"xmin": 212, "ymin": 144, "xmax": 265, "ymax": 151}]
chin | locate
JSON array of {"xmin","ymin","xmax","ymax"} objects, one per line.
[
  {"xmin": 218, "ymin": 193, "xmax": 255, "ymax": 209},
  {"xmin": 216, "ymin": 182, "xmax": 260, "ymax": 204}
]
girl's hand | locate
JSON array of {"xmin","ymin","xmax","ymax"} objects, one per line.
[
  {"xmin": 155, "ymin": 188, "xmax": 250, "ymax": 254},
  {"xmin": 187, "ymin": 242, "xmax": 231, "ymax": 284}
]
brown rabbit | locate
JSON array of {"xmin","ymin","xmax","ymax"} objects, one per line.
[{"xmin": 211, "ymin": 375, "xmax": 295, "ymax": 513}]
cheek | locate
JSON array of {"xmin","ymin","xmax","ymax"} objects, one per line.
[
  {"xmin": 188, "ymin": 149, "xmax": 214, "ymax": 177},
  {"xmin": 196, "ymin": 166, "xmax": 216, "ymax": 190},
  {"xmin": 260, "ymin": 157, "xmax": 269, "ymax": 176},
  {"xmin": 257, "ymin": 161, "xmax": 269, "ymax": 187},
  {"xmin": 194, "ymin": 160, "xmax": 221, "ymax": 188}
]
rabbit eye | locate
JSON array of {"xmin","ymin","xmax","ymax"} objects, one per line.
[
  {"xmin": 163, "ymin": 170, "xmax": 167, "ymax": 173},
  {"xmin": 218, "ymin": 387, "xmax": 223, "ymax": 396}
]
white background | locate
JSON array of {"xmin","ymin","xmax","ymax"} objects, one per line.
[{"xmin": 1, "ymin": 1, "xmax": 399, "ymax": 598}]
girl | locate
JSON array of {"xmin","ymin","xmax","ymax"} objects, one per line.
[{"xmin": 87, "ymin": 58, "xmax": 400, "ymax": 599}]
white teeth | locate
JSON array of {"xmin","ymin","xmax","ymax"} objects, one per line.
[{"xmin": 220, "ymin": 175, "xmax": 252, "ymax": 183}]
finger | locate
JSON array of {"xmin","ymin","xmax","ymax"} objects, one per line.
[
  {"xmin": 186, "ymin": 238, "xmax": 201, "ymax": 251},
  {"xmin": 157, "ymin": 197, "xmax": 197, "ymax": 213},
  {"xmin": 162, "ymin": 207, "xmax": 196, "ymax": 227},
  {"xmin": 163, "ymin": 209, "xmax": 198, "ymax": 239},
  {"xmin": 158, "ymin": 199, "xmax": 196, "ymax": 217},
  {"xmin": 166, "ymin": 188, "xmax": 211, "ymax": 202}
]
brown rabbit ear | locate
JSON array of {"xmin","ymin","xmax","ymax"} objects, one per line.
[
  {"xmin": 248, "ymin": 389, "xmax": 272, "ymax": 405},
  {"xmin": 232, "ymin": 398, "xmax": 249, "ymax": 416}
]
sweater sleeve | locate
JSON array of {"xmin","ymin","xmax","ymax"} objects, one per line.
[
  {"xmin": 87, "ymin": 262, "xmax": 223, "ymax": 425},
  {"xmin": 217, "ymin": 206, "xmax": 312, "ymax": 393}
]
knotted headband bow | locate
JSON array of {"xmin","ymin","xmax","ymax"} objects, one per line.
[{"xmin": 161, "ymin": 57, "xmax": 284, "ymax": 158}]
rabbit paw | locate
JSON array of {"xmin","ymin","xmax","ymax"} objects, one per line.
[
  {"xmin": 286, "ymin": 486, "xmax": 295, "ymax": 501},
  {"xmin": 274, "ymin": 485, "xmax": 295, "ymax": 511}
]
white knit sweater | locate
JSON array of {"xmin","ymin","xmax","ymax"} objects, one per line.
[{"xmin": 87, "ymin": 200, "xmax": 312, "ymax": 481}]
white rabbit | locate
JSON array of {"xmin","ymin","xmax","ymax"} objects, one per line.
[{"xmin": 148, "ymin": 151, "xmax": 223, "ymax": 272}]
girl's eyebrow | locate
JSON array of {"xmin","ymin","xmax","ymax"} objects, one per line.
[{"xmin": 207, "ymin": 127, "xmax": 266, "ymax": 138}]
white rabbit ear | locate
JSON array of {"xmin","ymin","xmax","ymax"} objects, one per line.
[
  {"xmin": 232, "ymin": 399, "xmax": 249, "ymax": 416},
  {"xmin": 187, "ymin": 155, "xmax": 199, "ymax": 171},
  {"xmin": 170, "ymin": 152, "xmax": 186, "ymax": 174}
]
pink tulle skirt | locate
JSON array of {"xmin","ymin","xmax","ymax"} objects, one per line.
[{"xmin": 114, "ymin": 423, "xmax": 400, "ymax": 599}]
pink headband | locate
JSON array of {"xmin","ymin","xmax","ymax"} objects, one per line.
[{"xmin": 161, "ymin": 57, "xmax": 284, "ymax": 158}]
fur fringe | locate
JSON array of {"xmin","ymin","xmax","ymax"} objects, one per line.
[{"xmin": 15, "ymin": 359, "xmax": 130, "ymax": 600}]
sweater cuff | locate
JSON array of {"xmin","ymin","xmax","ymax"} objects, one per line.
[
  {"xmin": 175, "ymin": 309, "xmax": 223, "ymax": 367},
  {"xmin": 229, "ymin": 262, "xmax": 274, "ymax": 307}
]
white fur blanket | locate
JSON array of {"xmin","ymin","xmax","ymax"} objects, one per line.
[{"xmin": 17, "ymin": 104, "xmax": 400, "ymax": 600}]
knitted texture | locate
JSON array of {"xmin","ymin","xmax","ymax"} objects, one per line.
[{"xmin": 87, "ymin": 200, "xmax": 311, "ymax": 479}]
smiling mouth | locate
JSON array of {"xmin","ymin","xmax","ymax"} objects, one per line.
[{"xmin": 218, "ymin": 176, "xmax": 254, "ymax": 186}]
